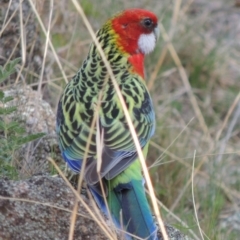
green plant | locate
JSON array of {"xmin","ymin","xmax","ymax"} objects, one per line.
[{"xmin": 0, "ymin": 58, "xmax": 45, "ymax": 179}]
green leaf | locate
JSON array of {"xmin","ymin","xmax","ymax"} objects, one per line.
[
  {"xmin": 0, "ymin": 58, "xmax": 21, "ymax": 84},
  {"xmin": 0, "ymin": 120, "xmax": 6, "ymax": 131},
  {"xmin": 0, "ymin": 106, "xmax": 17, "ymax": 115},
  {"xmin": 16, "ymin": 133, "xmax": 45, "ymax": 145},
  {"xmin": 13, "ymin": 126, "xmax": 25, "ymax": 134},
  {"xmin": 0, "ymin": 57, "xmax": 46, "ymax": 180},
  {"xmin": 0, "ymin": 91, "xmax": 4, "ymax": 100},
  {"xmin": 2, "ymin": 96, "xmax": 14, "ymax": 103},
  {"xmin": 5, "ymin": 121, "xmax": 19, "ymax": 131}
]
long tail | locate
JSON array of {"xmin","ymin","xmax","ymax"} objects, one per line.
[
  {"xmin": 90, "ymin": 179, "xmax": 158, "ymax": 239},
  {"xmin": 108, "ymin": 179, "xmax": 158, "ymax": 240}
]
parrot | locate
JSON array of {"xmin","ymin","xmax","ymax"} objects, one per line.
[{"xmin": 56, "ymin": 8, "xmax": 160, "ymax": 240}]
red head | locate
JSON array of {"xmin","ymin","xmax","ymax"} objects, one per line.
[
  {"xmin": 110, "ymin": 9, "xmax": 159, "ymax": 56},
  {"xmin": 108, "ymin": 9, "xmax": 159, "ymax": 78}
]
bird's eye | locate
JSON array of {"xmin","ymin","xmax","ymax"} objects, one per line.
[{"xmin": 143, "ymin": 18, "xmax": 153, "ymax": 28}]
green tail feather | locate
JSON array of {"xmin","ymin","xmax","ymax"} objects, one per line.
[
  {"xmin": 108, "ymin": 179, "xmax": 158, "ymax": 240},
  {"xmin": 107, "ymin": 154, "xmax": 158, "ymax": 240}
]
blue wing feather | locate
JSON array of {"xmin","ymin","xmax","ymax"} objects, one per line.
[{"xmin": 62, "ymin": 152, "xmax": 82, "ymax": 173}]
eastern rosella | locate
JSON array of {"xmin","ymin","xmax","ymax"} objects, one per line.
[{"xmin": 56, "ymin": 9, "xmax": 159, "ymax": 240}]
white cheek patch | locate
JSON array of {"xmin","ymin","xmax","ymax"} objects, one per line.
[{"xmin": 138, "ymin": 32, "xmax": 156, "ymax": 55}]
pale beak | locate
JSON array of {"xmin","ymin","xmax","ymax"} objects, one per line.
[{"xmin": 154, "ymin": 25, "xmax": 160, "ymax": 40}]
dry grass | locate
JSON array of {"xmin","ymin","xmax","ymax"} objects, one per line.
[{"xmin": 1, "ymin": 0, "xmax": 240, "ymax": 239}]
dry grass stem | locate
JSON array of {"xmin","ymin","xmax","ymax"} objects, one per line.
[
  {"xmin": 150, "ymin": 142, "xmax": 240, "ymax": 200},
  {"xmin": 159, "ymin": 22, "xmax": 211, "ymax": 142},
  {"xmin": 0, "ymin": 0, "xmax": 16, "ymax": 37},
  {"xmin": 15, "ymin": 0, "xmax": 26, "ymax": 85},
  {"xmin": 68, "ymin": 199, "xmax": 79, "ymax": 240},
  {"xmin": 191, "ymin": 150, "xmax": 204, "ymax": 240},
  {"xmin": 215, "ymin": 91, "xmax": 240, "ymax": 141},
  {"xmin": 146, "ymin": 189, "xmax": 201, "ymax": 240},
  {"xmin": 37, "ymin": 0, "xmax": 53, "ymax": 96},
  {"xmin": 27, "ymin": 0, "xmax": 68, "ymax": 83},
  {"xmin": 148, "ymin": 47, "xmax": 168, "ymax": 91},
  {"xmin": 0, "ymin": 195, "xmax": 89, "ymax": 219},
  {"xmin": 48, "ymin": 157, "xmax": 115, "ymax": 239},
  {"xmin": 151, "ymin": 117, "xmax": 194, "ymax": 168},
  {"xmin": 216, "ymin": 96, "xmax": 240, "ymax": 163}
]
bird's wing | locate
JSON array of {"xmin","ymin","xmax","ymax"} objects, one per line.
[
  {"xmin": 56, "ymin": 82, "xmax": 97, "ymax": 172},
  {"xmin": 85, "ymin": 76, "xmax": 155, "ymax": 185}
]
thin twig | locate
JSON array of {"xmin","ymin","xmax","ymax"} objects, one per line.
[
  {"xmin": 0, "ymin": 0, "xmax": 15, "ymax": 37},
  {"xmin": 150, "ymin": 117, "xmax": 194, "ymax": 168},
  {"xmin": 48, "ymin": 157, "xmax": 115, "ymax": 240},
  {"xmin": 150, "ymin": 142, "xmax": 240, "ymax": 200},
  {"xmin": 216, "ymin": 95, "xmax": 240, "ymax": 163},
  {"xmin": 0, "ymin": 196, "xmax": 90, "ymax": 219},
  {"xmin": 37, "ymin": 0, "xmax": 53, "ymax": 96},
  {"xmin": 191, "ymin": 150, "xmax": 204, "ymax": 240},
  {"xmin": 159, "ymin": 23, "xmax": 211, "ymax": 142},
  {"xmin": 215, "ymin": 91, "xmax": 240, "ymax": 141},
  {"xmin": 15, "ymin": 0, "xmax": 26, "ymax": 84},
  {"xmin": 148, "ymin": 0, "xmax": 182, "ymax": 91},
  {"xmin": 146, "ymin": 189, "xmax": 201, "ymax": 240},
  {"xmin": 27, "ymin": 0, "xmax": 68, "ymax": 83}
]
